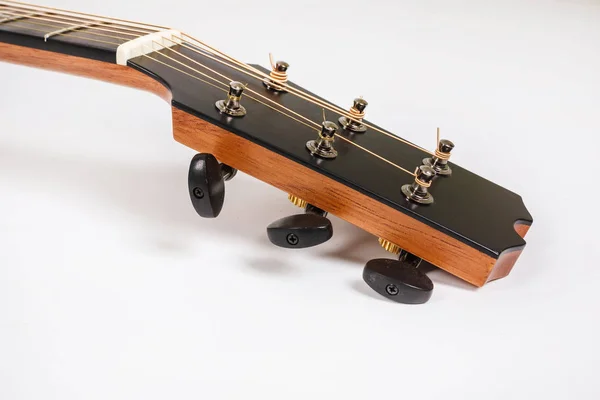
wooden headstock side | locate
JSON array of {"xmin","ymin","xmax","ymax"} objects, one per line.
[{"xmin": 0, "ymin": 12, "xmax": 532, "ymax": 300}]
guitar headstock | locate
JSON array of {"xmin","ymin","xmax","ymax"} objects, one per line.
[
  {"xmin": 123, "ymin": 33, "xmax": 532, "ymax": 304},
  {"xmin": 0, "ymin": 4, "xmax": 532, "ymax": 303}
]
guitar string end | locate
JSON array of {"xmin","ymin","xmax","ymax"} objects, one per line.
[{"xmin": 263, "ymin": 57, "xmax": 289, "ymax": 92}]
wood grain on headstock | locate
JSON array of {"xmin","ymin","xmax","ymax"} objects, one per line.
[
  {"xmin": 172, "ymin": 108, "xmax": 530, "ymax": 287},
  {"xmin": 0, "ymin": 41, "xmax": 532, "ymax": 288}
]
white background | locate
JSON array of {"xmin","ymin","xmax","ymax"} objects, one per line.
[{"xmin": 1, "ymin": 0, "xmax": 599, "ymax": 399}]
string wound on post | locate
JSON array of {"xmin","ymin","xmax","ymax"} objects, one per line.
[
  {"xmin": 263, "ymin": 53, "xmax": 289, "ymax": 92},
  {"xmin": 339, "ymin": 97, "xmax": 368, "ymax": 133},
  {"xmin": 423, "ymin": 127, "xmax": 455, "ymax": 176}
]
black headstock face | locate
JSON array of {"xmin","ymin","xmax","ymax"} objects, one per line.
[
  {"xmin": 129, "ymin": 44, "xmax": 532, "ymax": 260},
  {"xmin": 0, "ymin": 2, "xmax": 536, "ymax": 301},
  {"xmin": 0, "ymin": 4, "xmax": 531, "ymax": 262}
]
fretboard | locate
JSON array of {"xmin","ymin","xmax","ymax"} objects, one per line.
[{"xmin": 0, "ymin": 1, "xmax": 161, "ymax": 63}]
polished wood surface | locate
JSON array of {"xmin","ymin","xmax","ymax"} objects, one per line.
[
  {"xmin": 128, "ymin": 47, "xmax": 532, "ymax": 261},
  {"xmin": 173, "ymin": 107, "xmax": 528, "ymax": 287},
  {"xmin": 0, "ymin": 40, "xmax": 531, "ymax": 287}
]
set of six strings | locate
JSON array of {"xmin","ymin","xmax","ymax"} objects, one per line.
[{"xmin": 0, "ymin": 0, "xmax": 439, "ymax": 177}]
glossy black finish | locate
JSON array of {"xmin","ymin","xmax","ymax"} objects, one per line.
[
  {"xmin": 363, "ymin": 259, "xmax": 434, "ymax": 304},
  {"xmin": 188, "ymin": 153, "xmax": 226, "ymax": 218},
  {"xmin": 0, "ymin": 15, "xmax": 533, "ymax": 260},
  {"xmin": 128, "ymin": 46, "xmax": 532, "ymax": 258},
  {"xmin": 267, "ymin": 206, "xmax": 333, "ymax": 249}
]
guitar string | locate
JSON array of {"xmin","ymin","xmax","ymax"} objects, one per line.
[
  {"xmin": 146, "ymin": 36, "xmax": 433, "ymax": 173},
  {"xmin": 143, "ymin": 42, "xmax": 416, "ymax": 177},
  {"xmin": 183, "ymin": 34, "xmax": 355, "ymax": 118},
  {"xmin": 1, "ymin": 3, "xmax": 437, "ymax": 157},
  {"xmin": 0, "ymin": 1, "xmax": 167, "ymax": 30},
  {"xmin": 151, "ymin": 38, "xmax": 322, "ymax": 131},
  {"xmin": 0, "ymin": 8, "xmax": 418, "ymax": 177},
  {"xmin": 0, "ymin": 13, "xmax": 320, "ymax": 136},
  {"xmin": 0, "ymin": 11, "xmax": 141, "ymax": 43},
  {"xmin": 140, "ymin": 47, "xmax": 320, "ymax": 133},
  {"xmin": 0, "ymin": 6, "xmax": 155, "ymax": 36},
  {"xmin": 180, "ymin": 33, "xmax": 436, "ymax": 157},
  {"xmin": 1, "ymin": 19, "xmax": 127, "ymax": 45}
]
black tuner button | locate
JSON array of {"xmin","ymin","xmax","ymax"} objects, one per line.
[
  {"xmin": 188, "ymin": 153, "xmax": 236, "ymax": 218},
  {"xmin": 267, "ymin": 205, "xmax": 333, "ymax": 249},
  {"xmin": 363, "ymin": 258, "xmax": 434, "ymax": 304}
]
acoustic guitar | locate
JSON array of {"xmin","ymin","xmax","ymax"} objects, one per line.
[{"xmin": 0, "ymin": 0, "xmax": 533, "ymax": 304}]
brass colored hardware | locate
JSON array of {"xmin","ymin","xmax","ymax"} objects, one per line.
[
  {"xmin": 288, "ymin": 194, "xmax": 308, "ymax": 209},
  {"xmin": 215, "ymin": 81, "xmax": 247, "ymax": 117},
  {"xmin": 306, "ymin": 121, "xmax": 338, "ymax": 159},
  {"xmin": 378, "ymin": 238, "xmax": 401, "ymax": 255}
]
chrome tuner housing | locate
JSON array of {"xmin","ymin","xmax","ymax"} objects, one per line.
[
  {"xmin": 339, "ymin": 98, "xmax": 368, "ymax": 133},
  {"xmin": 306, "ymin": 121, "xmax": 338, "ymax": 159},
  {"xmin": 423, "ymin": 139, "xmax": 455, "ymax": 176},
  {"xmin": 402, "ymin": 165, "xmax": 436, "ymax": 204},
  {"xmin": 215, "ymin": 81, "xmax": 247, "ymax": 117}
]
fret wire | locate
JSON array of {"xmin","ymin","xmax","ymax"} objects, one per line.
[
  {"xmin": 44, "ymin": 21, "xmax": 98, "ymax": 42},
  {"xmin": 0, "ymin": 14, "xmax": 132, "ymax": 43},
  {"xmin": 0, "ymin": 6, "xmax": 147, "ymax": 36},
  {"xmin": 3, "ymin": 21, "xmax": 126, "ymax": 46},
  {"xmin": 0, "ymin": 1, "xmax": 166, "ymax": 31},
  {"xmin": 0, "ymin": 4, "xmax": 421, "ymax": 177}
]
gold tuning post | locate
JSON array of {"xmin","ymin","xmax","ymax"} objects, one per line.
[
  {"xmin": 378, "ymin": 238, "xmax": 401, "ymax": 255},
  {"xmin": 288, "ymin": 194, "xmax": 308, "ymax": 208}
]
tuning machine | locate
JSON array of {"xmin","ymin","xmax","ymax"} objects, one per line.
[
  {"xmin": 339, "ymin": 98, "xmax": 368, "ymax": 133},
  {"xmin": 266, "ymin": 195, "xmax": 333, "ymax": 248},
  {"xmin": 363, "ymin": 241, "xmax": 433, "ymax": 304},
  {"xmin": 215, "ymin": 81, "xmax": 247, "ymax": 117},
  {"xmin": 424, "ymin": 138, "xmax": 455, "ymax": 176},
  {"xmin": 263, "ymin": 59, "xmax": 289, "ymax": 92},
  {"xmin": 306, "ymin": 121, "xmax": 338, "ymax": 159},
  {"xmin": 402, "ymin": 165, "xmax": 436, "ymax": 204},
  {"xmin": 188, "ymin": 153, "xmax": 237, "ymax": 218}
]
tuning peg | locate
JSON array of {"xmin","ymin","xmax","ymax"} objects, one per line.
[
  {"xmin": 267, "ymin": 203, "xmax": 333, "ymax": 248},
  {"xmin": 188, "ymin": 153, "xmax": 237, "ymax": 218},
  {"xmin": 424, "ymin": 138, "xmax": 455, "ymax": 176},
  {"xmin": 339, "ymin": 97, "xmax": 368, "ymax": 133},
  {"xmin": 363, "ymin": 249, "xmax": 433, "ymax": 304}
]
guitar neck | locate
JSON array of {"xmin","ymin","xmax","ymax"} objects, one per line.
[
  {"xmin": 0, "ymin": 1, "xmax": 164, "ymax": 63},
  {"xmin": 0, "ymin": 2, "xmax": 533, "ymax": 290},
  {"xmin": 0, "ymin": 1, "xmax": 172, "ymax": 99}
]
